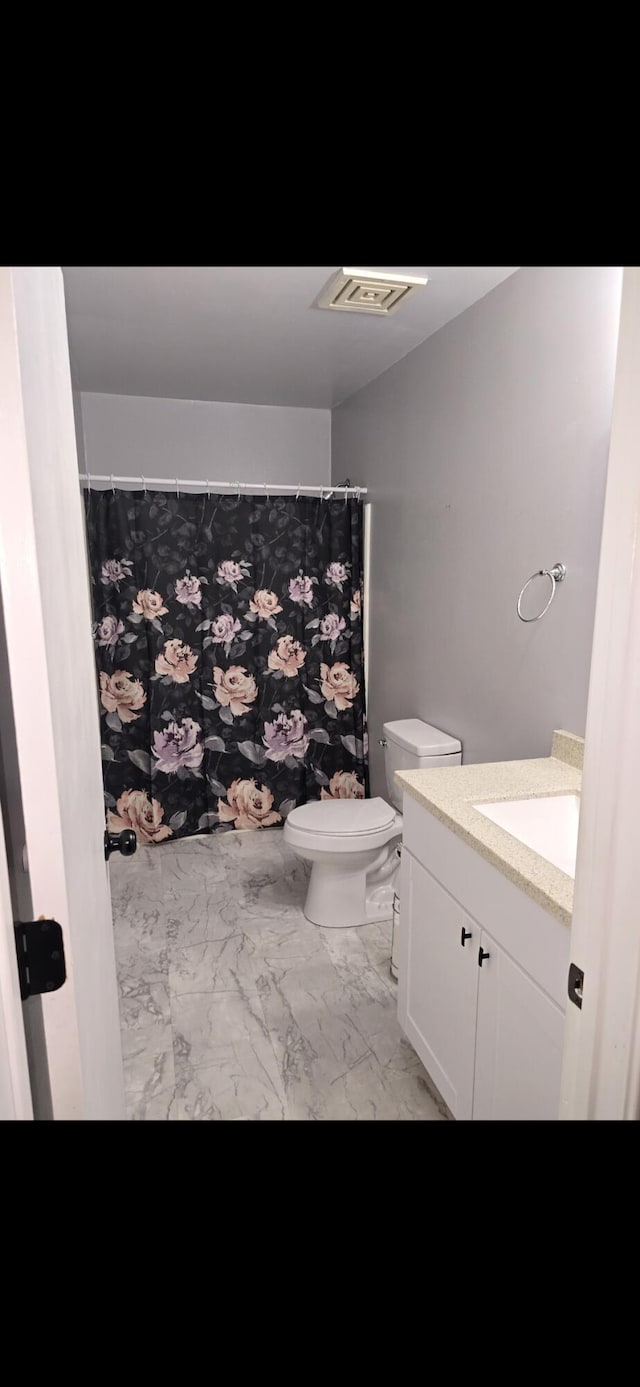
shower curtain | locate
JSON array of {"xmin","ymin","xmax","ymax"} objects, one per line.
[{"xmin": 84, "ymin": 488, "xmax": 369, "ymax": 844}]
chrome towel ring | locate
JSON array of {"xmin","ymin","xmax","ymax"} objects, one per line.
[{"xmin": 517, "ymin": 563, "xmax": 566, "ymax": 622}]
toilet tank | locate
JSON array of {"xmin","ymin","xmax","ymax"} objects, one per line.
[{"xmin": 383, "ymin": 718, "xmax": 462, "ymax": 811}]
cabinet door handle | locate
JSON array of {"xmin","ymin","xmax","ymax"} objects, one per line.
[
  {"xmin": 478, "ymin": 947, "xmax": 490, "ymax": 968},
  {"xmin": 460, "ymin": 927, "xmax": 472, "ymax": 947}
]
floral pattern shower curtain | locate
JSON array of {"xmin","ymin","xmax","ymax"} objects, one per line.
[{"xmin": 84, "ymin": 488, "xmax": 368, "ymax": 844}]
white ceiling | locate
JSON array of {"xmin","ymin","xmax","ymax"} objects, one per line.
[{"xmin": 62, "ymin": 266, "xmax": 519, "ymax": 410}]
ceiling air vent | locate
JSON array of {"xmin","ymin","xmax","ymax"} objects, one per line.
[{"xmin": 315, "ymin": 267, "xmax": 428, "ymax": 316}]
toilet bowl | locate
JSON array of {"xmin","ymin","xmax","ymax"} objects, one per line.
[
  {"xmin": 285, "ymin": 798, "xmax": 403, "ymax": 928},
  {"xmin": 284, "ymin": 717, "xmax": 462, "ymax": 930}
]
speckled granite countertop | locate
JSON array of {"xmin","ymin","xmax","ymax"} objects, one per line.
[{"xmin": 395, "ymin": 730, "xmax": 583, "ymax": 926}]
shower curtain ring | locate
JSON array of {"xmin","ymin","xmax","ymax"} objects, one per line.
[
  {"xmin": 141, "ymin": 474, "xmax": 146, "ymax": 495},
  {"xmin": 111, "ymin": 474, "xmax": 116, "ymax": 494},
  {"xmin": 175, "ymin": 477, "xmax": 180, "ymax": 498}
]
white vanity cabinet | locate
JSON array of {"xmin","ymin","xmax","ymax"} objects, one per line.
[
  {"xmin": 402, "ymin": 853, "xmax": 478, "ymax": 1118},
  {"xmin": 398, "ymin": 795, "xmax": 570, "ymax": 1121},
  {"xmin": 472, "ymin": 936, "xmax": 565, "ymax": 1120}
]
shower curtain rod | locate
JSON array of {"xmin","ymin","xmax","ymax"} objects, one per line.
[{"xmin": 78, "ymin": 474, "xmax": 367, "ymax": 497}]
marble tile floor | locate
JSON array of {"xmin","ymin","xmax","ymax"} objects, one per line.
[{"xmin": 110, "ymin": 828, "xmax": 449, "ymax": 1121}]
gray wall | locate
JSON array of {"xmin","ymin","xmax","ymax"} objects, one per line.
[
  {"xmin": 76, "ymin": 391, "xmax": 331, "ymax": 486},
  {"xmin": 332, "ymin": 266, "xmax": 623, "ymax": 794},
  {"xmin": 72, "ymin": 391, "xmax": 85, "ymax": 470}
]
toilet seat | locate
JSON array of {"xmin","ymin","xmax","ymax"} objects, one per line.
[
  {"xmin": 288, "ymin": 797, "xmax": 396, "ymax": 836},
  {"xmin": 285, "ymin": 797, "xmax": 402, "ymax": 856}
]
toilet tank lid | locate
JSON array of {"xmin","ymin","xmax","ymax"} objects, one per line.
[{"xmin": 383, "ymin": 718, "xmax": 461, "ymax": 756}]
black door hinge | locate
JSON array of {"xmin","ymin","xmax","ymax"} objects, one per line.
[
  {"xmin": 14, "ymin": 919, "xmax": 66, "ymax": 1001},
  {"xmin": 568, "ymin": 961, "xmax": 584, "ymax": 1010}
]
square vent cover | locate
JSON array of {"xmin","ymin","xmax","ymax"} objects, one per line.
[{"xmin": 315, "ymin": 267, "xmax": 428, "ymax": 316}]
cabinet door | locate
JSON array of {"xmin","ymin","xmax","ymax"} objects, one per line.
[
  {"xmin": 398, "ymin": 851, "xmax": 479, "ymax": 1119},
  {"xmin": 473, "ymin": 932, "xmax": 564, "ymax": 1121}
]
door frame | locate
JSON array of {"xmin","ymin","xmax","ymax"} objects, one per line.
[
  {"xmin": 0, "ymin": 266, "xmax": 125, "ymax": 1121},
  {"xmin": 0, "ymin": 796, "xmax": 33, "ymax": 1119},
  {"xmin": 560, "ymin": 266, "xmax": 640, "ymax": 1120}
]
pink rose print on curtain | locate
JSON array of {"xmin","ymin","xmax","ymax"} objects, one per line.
[
  {"xmin": 288, "ymin": 573, "xmax": 317, "ymax": 606},
  {"xmin": 263, "ymin": 710, "xmax": 309, "ymax": 763},
  {"xmin": 100, "ymin": 670, "xmax": 146, "ymax": 722},
  {"xmin": 213, "ymin": 666, "xmax": 258, "ymax": 716},
  {"xmin": 324, "ymin": 561, "xmax": 351, "ymax": 593},
  {"xmin": 249, "ymin": 589, "xmax": 283, "ymax": 619},
  {"xmin": 268, "ymin": 635, "xmax": 306, "ymax": 677},
  {"xmin": 210, "ymin": 613, "xmax": 242, "ymax": 644},
  {"xmin": 108, "ymin": 789, "xmax": 173, "ymax": 843},
  {"xmin": 155, "ymin": 639, "xmax": 198, "ymax": 683},
  {"xmin": 319, "ymin": 662, "xmax": 360, "ymax": 711},
  {"xmin": 216, "ymin": 559, "xmax": 252, "ymax": 592},
  {"xmin": 93, "ymin": 615, "xmax": 124, "ymax": 649},
  {"xmin": 100, "ymin": 557, "xmax": 133, "ymax": 588},
  {"xmin": 319, "ymin": 612, "xmax": 346, "ymax": 641},
  {"xmin": 217, "ymin": 779, "xmax": 282, "ymax": 830},
  {"xmin": 321, "ymin": 770, "xmax": 364, "ymax": 800},
  {"xmin": 152, "ymin": 718, "xmax": 204, "ymax": 774},
  {"xmin": 175, "ymin": 572, "xmax": 203, "ymax": 607},
  {"xmin": 350, "ymin": 588, "xmax": 362, "ymax": 621},
  {"xmin": 310, "ymin": 610, "xmax": 349, "ymax": 651},
  {"xmin": 132, "ymin": 589, "xmax": 168, "ymax": 620}
]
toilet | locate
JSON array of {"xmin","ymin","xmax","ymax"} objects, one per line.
[{"xmin": 284, "ymin": 718, "xmax": 462, "ymax": 928}]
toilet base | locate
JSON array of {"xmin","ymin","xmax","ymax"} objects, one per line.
[
  {"xmin": 303, "ymin": 859, "xmax": 398, "ymax": 929},
  {"xmin": 365, "ymin": 880, "xmax": 396, "ymax": 922}
]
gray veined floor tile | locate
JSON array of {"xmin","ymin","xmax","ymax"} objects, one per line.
[
  {"xmin": 121, "ymin": 1021, "xmax": 174, "ymax": 1092},
  {"xmin": 388, "ymin": 1063, "xmax": 451, "ymax": 1120},
  {"xmin": 230, "ymin": 864, "xmax": 310, "ymax": 924},
  {"xmin": 115, "ymin": 935, "xmax": 169, "ymax": 987},
  {"xmin": 119, "ymin": 977, "xmax": 171, "ymax": 1033},
  {"xmin": 117, "ymin": 942, "xmax": 171, "ymax": 1032},
  {"xmin": 254, "ymin": 955, "xmax": 373, "ymax": 1117},
  {"xmin": 284, "ymin": 1051, "xmax": 445, "ymax": 1122},
  {"xmin": 280, "ymin": 838, "xmax": 310, "ymax": 868},
  {"xmin": 171, "ymin": 986, "xmax": 271, "ymax": 1073},
  {"xmin": 164, "ymin": 886, "xmax": 241, "ymax": 947},
  {"xmin": 319, "ymin": 920, "xmax": 396, "ymax": 994},
  {"xmin": 126, "ymin": 1085, "xmax": 178, "ymax": 1121},
  {"xmin": 111, "ymin": 879, "xmax": 167, "ymax": 954},
  {"xmin": 169, "ymin": 933, "xmax": 260, "ymax": 997},
  {"xmin": 240, "ymin": 913, "xmax": 328, "ymax": 961},
  {"xmin": 172, "ymin": 1043, "xmax": 286, "ymax": 1121},
  {"xmin": 109, "ymin": 842, "xmax": 162, "ymax": 882},
  {"xmin": 111, "ymin": 826, "xmax": 450, "ymax": 1121},
  {"xmin": 160, "ymin": 840, "xmax": 228, "ymax": 892},
  {"xmin": 111, "ymin": 859, "xmax": 165, "ymax": 900},
  {"xmin": 323, "ymin": 961, "xmax": 422, "ymax": 1075},
  {"xmin": 159, "ymin": 834, "xmax": 225, "ymax": 858},
  {"xmin": 109, "ymin": 848, "xmax": 163, "ymax": 902},
  {"xmin": 197, "ymin": 827, "xmax": 284, "ymax": 874},
  {"xmin": 220, "ymin": 826, "xmax": 286, "ymax": 857},
  {"xmin": 211, "ymin": 888, "xmax": 307, "ymax": 935}
]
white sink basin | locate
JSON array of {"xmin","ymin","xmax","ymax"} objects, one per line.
[{"xmin": 473, "ymin": 794, "xmax": 580, "ymax": 878}]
